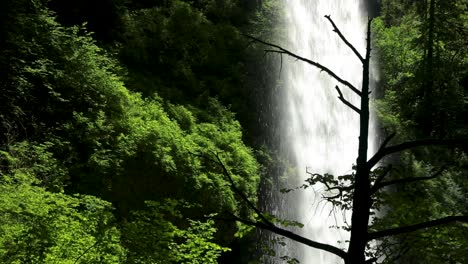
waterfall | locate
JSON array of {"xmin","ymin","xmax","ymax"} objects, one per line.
[{"xmin": 266, "ymin": 0, "xmax": 377, "ymax": 263}]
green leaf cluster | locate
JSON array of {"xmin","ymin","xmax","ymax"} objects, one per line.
[
  {"xmin": 372, "ymin": 0, "xmax": 468, "ymax": 262},
  {"xmin": 0, "ymin": 143, "xmax": 125, "ymax": 264},
  {"xmin": 0, "ymin": 0, "xmax": 281, "ymax": 262},
  {"xmin": 123, "ymin": 201, "xmax": 230, "ymax": 264}
]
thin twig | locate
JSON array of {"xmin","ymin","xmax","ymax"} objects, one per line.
[{"xmin": 74, "ymin": 241, "xmax": 99, "ymax": 264}]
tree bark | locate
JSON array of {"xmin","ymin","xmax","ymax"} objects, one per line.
[{"xmin": 346, "ymin": 18, "xmax": 373, "ymax": 264}]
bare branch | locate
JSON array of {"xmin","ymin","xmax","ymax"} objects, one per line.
[
  {"xmin": 365, "ymin": 17, "xmax": 373, "ymax": 61},
  {"xmin": 367, "ymin": 138, "xmax": 467, "ymax": 169},
  {"xmin": 369, "ymin": 164, "xmax": 392, "ymax": 194},
  {"xmin": 368, "ymin": 216, "xmax": 468, "ymax": 241},
  {"xmin": 335, "ymin": 86, "xmax": 361, "ymax": 114},
  {"xmin": 372, "ymin": 166, "xmax": 446, "ymax": 192},
  {"xmin": 215, "ymin": 213, "xmax": 348, "ymax": 259},
  {"xmin": 244, "ymin": 34, "xmax": 362, "ymax": 97},
  {"xmin": 325, "ymin": 15, "xmax": 364, "ymax": 62},
  {"xmin": 379, "ymin": 132, "xmax": 397, "ymax": 151}
]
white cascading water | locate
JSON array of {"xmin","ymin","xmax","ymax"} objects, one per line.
[{"xmin": 268, "ymin": 0, "xmax": 376, "ymax": 263}]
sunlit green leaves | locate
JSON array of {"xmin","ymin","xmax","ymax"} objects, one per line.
[
  {"xmin": 123, "ymin": 201, "xmax": 229, "ymax": 264},
  {"xmin": 0, "ymin": 1, "xmax": 267, "ymax": 263},
  {"xmin": 0, "ymin": 145, "xmax": 125, "ymax": 263}
]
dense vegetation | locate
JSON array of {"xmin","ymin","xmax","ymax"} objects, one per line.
[
  {"xmin": 0, "ymin": 0, "xmax": 275, "ymax": 263},
  {"xmin": 372, "ymin": 0, "xmax": 467, "ymax": 262},
  {"xmin": 0, "ymin": 0, "xmax": 465, "ymax": 263}
]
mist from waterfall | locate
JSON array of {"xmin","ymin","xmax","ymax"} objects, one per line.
[{"xmin": 265, "ymin": 1, "xmax": 377, "ymax": 263}]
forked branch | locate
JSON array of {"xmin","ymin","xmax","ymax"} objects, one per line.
[
  {"xmin": 325, "ymin": 15, "xmax": 364, "ymax": 62},
  {"xmin": 244, "ymin": 34, "xmax": 362, "ymax": 97},
  {"xmin": 368, "ymin": 216, "xmax": 468, "ymax": 241}
]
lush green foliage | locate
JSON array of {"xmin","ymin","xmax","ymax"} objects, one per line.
[
  {"xmin": 0, "ymin": 143, "xmax": 125, "ymax": 263},
  {"xmin": 375, "ymin": 0, "xmax": 467, "ymax": 138},
  {"xmin": 1, "ymin": 0, "xmax": 466, "ymax": 263},
  {"xmin": 0, "ymin": 0, "xmax": 275, "ymax": 263},
  {"xmin": 372, "ymin": 0, "xmax": 468, "ymax": 262},
  {"xmin": 123, "ymin": 200, "xmax": 230, "ymax": 264}
]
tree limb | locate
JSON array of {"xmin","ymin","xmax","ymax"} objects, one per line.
[
  {"xmin": 244, "ymin": 34, "xmax": 362, "ymax": 97},
  {"xmin": 367, "ymin": 216, "xmax": 468, "ymax": 241},
  {"xmin": 372, "ymin": 166, "xmax": 446, "ymax": 192},
  {"xmin": 367, "ymin": 139, "xmax": 467, "ymax": 169},
  {"xmin": 335, "ymin": 85, "xmax": 361, "ymax": 114},
  {"xmin": 325, "ymin": 15, "xmax": 364, "ymax": 62},
  {"xmin": 369, "ymin": 164, "xmax": 393, "ymax": 194},
  {"xmin": 216, "ymin": 214, "xmax": 348, "ymax": 259},
  {"xmin": 365, "ymin": 17, "xmax": 373, "ymax": 61},
  {"xmin": 378, "ymin": 132, "xmax": 397, "ymax": 152}
]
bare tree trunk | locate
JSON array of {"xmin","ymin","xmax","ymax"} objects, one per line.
[{"xmin": 346, "ymin": 18, "xmax": 372, "ymax": 264}]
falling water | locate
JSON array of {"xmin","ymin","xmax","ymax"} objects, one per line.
[{"xmin": 267, "ymin": 0, "xmax": 376, "ymax": 263}]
